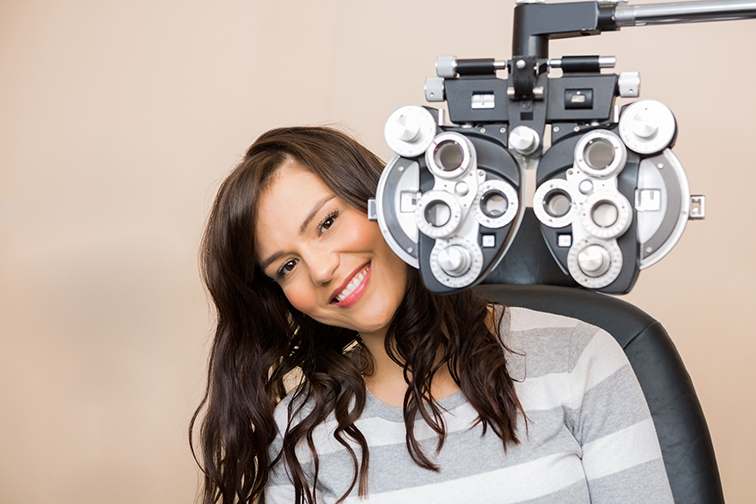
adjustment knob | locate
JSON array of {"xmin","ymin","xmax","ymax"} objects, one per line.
[
  {"xmin": 618, "ymin": 71, "xmax": 640, "ymax": 98},
  {"xmin": 436, "ymin": 56, "xmax": 457, "ymax": 78},
  {"xmin": 390, "ymin": 113, "xmax": 420, "ymax": 142},
  {"xmin": 509, "ymin": 125, "xmax": 540, "ymax": 156},
  {"xmin": 577, "ymin": 244, "xmax": 611, "ymax": 278},
  {"xmin": 385, "ymin": 105, "xmax": 437, "ymax": 157},
  {"xmin": 618, "ymin": 100, "xmax": 676, "ymax": 154},
  {"xmin": 630, "ymin": 109, "xmax": 659, "ymax": 139},
  {"xmin": 437, "ymin": 245, "xmax": 472, "ymax": 277},
  {"xmin": 425, "ymin": 77, "xmax": 445, "ymax": 102}
]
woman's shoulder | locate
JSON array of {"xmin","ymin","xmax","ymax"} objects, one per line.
[
  {"xmin": 502, "ymin": 305, "xmax": 604, "ymax": 343},
  {"xmin": 504, "ymin": 305, "xmax": 585, "ymax": 331},
  {"xmin": 500, "ymin": 306, "xmax": 623, "ymax": 374}
]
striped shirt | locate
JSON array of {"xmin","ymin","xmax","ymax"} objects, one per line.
[{"xmin": 266, "ymin": 307, "xmax": 673, "ymax": 503}]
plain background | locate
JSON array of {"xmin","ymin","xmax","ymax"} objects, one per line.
[{"xmin": 1, "ymin": 0, "xmax": 754, "ymax": 502}]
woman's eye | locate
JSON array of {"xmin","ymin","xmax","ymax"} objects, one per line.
[
  {"xmin": 276, "ymin": 259, "xmax": 298, "ymax": 280},
  {"xmin": 318, "ymin": 210, "xmax": 339, "ymax": 234}
]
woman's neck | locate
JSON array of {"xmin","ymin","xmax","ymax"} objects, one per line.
[{"xmin": 359, "ymin": 331, "xmax": 460, "ymax": 408}]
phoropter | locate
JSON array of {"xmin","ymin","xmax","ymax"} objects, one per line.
[{"xmin": 370, "ymin": 0, "xmax": 756, "ymax": 294}]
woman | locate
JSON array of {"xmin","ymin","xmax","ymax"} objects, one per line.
[{"xmin": 190, "ymin": 126, "xmax": 673, "ymax": 504}]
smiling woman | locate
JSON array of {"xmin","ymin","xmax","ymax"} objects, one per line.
[
  {"xmin": 190, "ymin": 126, "xmax": 673, "ymax": 504},
  {"xmin": 255, "ymin": 160, "xmax": 407, "ymax": 340}
]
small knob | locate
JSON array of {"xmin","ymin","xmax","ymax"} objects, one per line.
[
  {"xmin": 618, "ymin": 71, "xmax": 640, "ymax": 98},
  {"xmin": 436, "ymin": 55, "xmax": 457, "ymax": 78},
  {"xmin": 579, "ymin": 179, "xmax": 594, "ymax": 195},
  {"xmin": 577, "ymin": 244, "xmax": 611, "ymax": 277},
  {"xmin": 425, "ymin": 76, "xmax": 445, "ymax": 103},
  {"xmin": 437, "ymin": 245, "xmax": 472, "ymax": 277},
  {"xmin": 455, "ymin": 181, "xmax": 470, "ymax": 197},
  {"xmin": 509, "ymin": 125, "xmax": 540, "ymax": 156}
]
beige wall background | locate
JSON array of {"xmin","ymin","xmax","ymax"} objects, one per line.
[{"xmin": 1, "ymin": 0, "xmax": 753, "ymax": 502}]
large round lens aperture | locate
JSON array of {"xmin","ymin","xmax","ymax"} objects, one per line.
[
  {"xmin": 416, "ymin": 190, "xmax": 463, "ymax": 239},
  {"xmin": 544, "ymin": 190, "xmax": 572, "ymax": 218},
  {"xmin": 434, "ymin": 140, "xmax": 465, "ymax": 172},
  {"xmin": 574, "ymin": 130, "xmax": 627, "ymax": 179},
  {"xmin": 424, "ymin": 200, "xmax": 451, "ymax": 227},
  {"xmin": 532, "ymin": 178, "xmax": 576, "ymax": 229},
  {"xmin": 584, "ymin": 138, "xmax": 615, "ymax": 171},
  {"xmin": 473, "ymin": 179, "xmax": 519, "ymax": 229},
  {"xmin": 579, "ymin": 191, "xmax": 632, "ymax": 239},
  {"xmin": 591, "ymin": 201, "xmax": 619, "ymax": 228},
  {"xmin": 481, "ymin": 190, "xmax": 508, "ymax": 218}
]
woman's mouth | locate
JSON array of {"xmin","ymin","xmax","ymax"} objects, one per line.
[{"xmin": 331, "ymin": 262, "xmax": 371, "ymax": 307}]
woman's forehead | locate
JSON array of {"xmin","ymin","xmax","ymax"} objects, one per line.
[
  {"xmin": 254, "ymin": 162, "xmax": 334, "ymax": 259},
  {"xmin": 263, "ymin": 160, "xmax": 329, "ymax": 201}
]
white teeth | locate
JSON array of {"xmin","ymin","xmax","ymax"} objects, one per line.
[{"xmin": 335, "ymin": 266, "xmax": 369, "ymax": 303}]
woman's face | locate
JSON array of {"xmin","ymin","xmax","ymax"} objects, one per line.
[{"xmin": 255, "ymin": 159, "xmax": 408, "ymax": 340}]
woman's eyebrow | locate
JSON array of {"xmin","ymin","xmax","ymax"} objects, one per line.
[
  {"xmin": 260, "ymin": 251, "xmax": 284, "ymax": 272},
  {"xmin": 299, "ymin": 194, "xmax": 335, "ymax": 234},
  {"xmin": 260, "ymin": 194, "xmax": 336, "ymax": 271}
]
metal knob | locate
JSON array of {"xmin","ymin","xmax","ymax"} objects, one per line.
[
  {"xmin": 618, "ymin": 100, "xmax": 676, "ymax": 154},
  {"xmin": 436, "ymin": 55, "xmax": 457, "ymax": 78},
  {"xmin": 618, "ymin": 71, "xmax": 640, "ymax": 98},
  {"xmin": 437, "ymin": 245, "xmax": 472, "ymax": 277},
  {"xmin": 509, "ymin": 125, "xmax": 540, "ymax": 156},
  {"xmin": 388, "ymin": 113, "xmax": 420, "ymax": 142},
  {"xmin": 385, "ymin": 105, "xmax": 437, "ymax": 157},
  {"xmin": 425, "ymin": 76, "xmax": 445, "ymax": 103},
  {"xmin": 577, "ymin": 244, "xmax": 612, "ymax": 277},
  {"xmin": 630, "ymin": 109, "xmax": 660, "ymax": 139}
]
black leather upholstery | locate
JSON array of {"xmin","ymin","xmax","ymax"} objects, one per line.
[{"xmin": 472, "ymin": 210, "xmax": 724, "ymax": 503}]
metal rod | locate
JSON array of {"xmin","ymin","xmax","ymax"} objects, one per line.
[{"xmin": 614, "ymin": 0, "xmax": 756, "ymax": 27}]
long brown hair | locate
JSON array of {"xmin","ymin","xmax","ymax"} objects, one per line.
[{"xmin": 190, "ymin": 126, "xmax": 523, "ymax": 504}]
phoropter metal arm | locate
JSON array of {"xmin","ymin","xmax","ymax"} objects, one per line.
[
  {"xmin": 614, "ymin": 0, "xmax": 756, "ymax": 27},
  {"xmin": 514, "ymin": 0, "xmax": 756, "ymax": 57}
]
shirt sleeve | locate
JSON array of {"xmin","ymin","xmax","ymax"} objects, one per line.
[{"xmin": 566, "ymin": 323, "xmax": 674, "ymax": 504}]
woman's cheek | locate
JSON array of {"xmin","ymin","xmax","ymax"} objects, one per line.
[
  {"xmin": 347, "ymin": 218, "xmax": 383, "ymax": 250},
  {"xmin": 339, "ymin": 221, "xmax": 370, "ymax": 248},
  {"xmin": 282, "ymin": 282, "xmax": 318, "ymax": 315}
]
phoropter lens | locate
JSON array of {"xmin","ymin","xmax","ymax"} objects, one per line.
[
  {"xmin": 481, "ymin": 190, "xmax": 509, "ymax": 218},
  {"xmin": 434, "ymin": 140, "xmax": 465, "ymax": 172},
  {"xmin": 584, "ymin": 138, "xmax": 615, "ymax": 171},
  {"xmin": 424, "ymin": 200, "xmax": 452, "ymax": 227},
  {"xmin": 544, "ymin": 190, "xmax": 572, "ymax": 218},
  {"xmin": 591, "ymin": 201, "xmax": 619, "ymax": 228}
]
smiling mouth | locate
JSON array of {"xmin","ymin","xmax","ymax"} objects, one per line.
[{"xmin": 331, "ymin": 262, "xmax": 371, "ymax": 305}]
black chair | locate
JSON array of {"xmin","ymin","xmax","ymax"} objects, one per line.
[{"xmin": 474, "ymin": 210, "xmax": 724, "ymax": 504}]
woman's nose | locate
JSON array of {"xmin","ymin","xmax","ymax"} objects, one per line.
[{"xmin": 308, "ymin": 249, "xmax": 339, "ymax": 285}]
